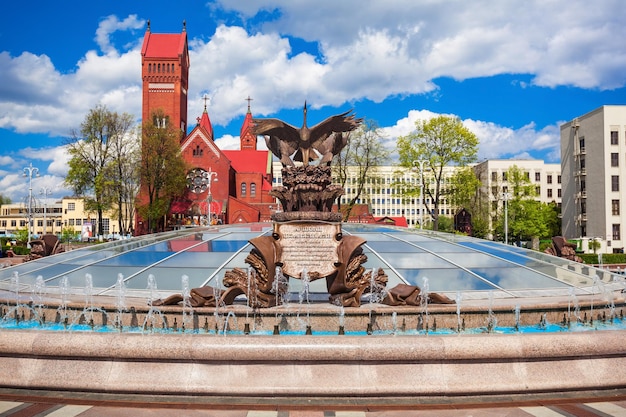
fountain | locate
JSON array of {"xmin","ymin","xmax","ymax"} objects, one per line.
[{"xmin": 1, "ymin": 107, "xmax": 626, "ymax": 408}]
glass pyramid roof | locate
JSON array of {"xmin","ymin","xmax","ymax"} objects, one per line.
[{"xmin": 0, "ymin": 223, "xmax": 619, "ymax": 300}]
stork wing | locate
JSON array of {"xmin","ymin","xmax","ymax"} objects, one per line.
[
  {"xmin": 308, "ymin": 110, "xmax": 363, "ymax": 147},
  {"xmin": 252, "ymin": 118, "xmax": 301, "ymax": 144}
]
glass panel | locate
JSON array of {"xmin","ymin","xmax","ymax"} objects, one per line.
[{"xmin": 396, "ymin": 268, "xmax": 498, "ymax": 292}]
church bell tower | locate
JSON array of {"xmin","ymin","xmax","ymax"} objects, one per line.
[{"xmin": 140, "ymin": 21, "xmax": 189, "ymax": 136}]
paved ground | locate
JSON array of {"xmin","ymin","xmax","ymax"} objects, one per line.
[{"xmin": 2, "ymin": 400, "xmax": 626, "ymax": 417}]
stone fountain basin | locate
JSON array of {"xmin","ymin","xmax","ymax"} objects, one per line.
[{"xmin": 0, "ymin": 330, "xmax": 625, "ymax": 407}]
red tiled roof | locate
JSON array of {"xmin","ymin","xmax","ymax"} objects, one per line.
[
  {"xmin": 141, "ymin": 32, "xmax": 187, "ymax": 58},
  {"xmin": 223, "ymin": 150, "xmax": 271, "ymax": 174},
  {"xmin": 375, "ymin": 216, "xmax": 409, "ymax": 227}
]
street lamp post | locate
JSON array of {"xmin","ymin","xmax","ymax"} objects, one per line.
[
  {"xmin": 40, "ymin": 187, "xmax": 52, "ymax": 235},
  {"xmin": 502, "ymin": 191, "xmax": 511, "ymax": 245},
  {"xmin": 412, "ymin": 160, "xmax": 428, "ymax": 230},
  {"xmin": 23, "ymin": 163, "xmax": 39, "ymax": 245},
  {"xmin": 206, "ymin": 168, "xmax": 218, "ymax": 224}
]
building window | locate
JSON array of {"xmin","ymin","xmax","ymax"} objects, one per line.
[
  {"xmin": 535, "ymin": 172, "xmax": 540, "ymax": 181},
  {"xmin": 547, "ymin": 189, "xmax": 553, "ymax": 198},
  {"xmin": 241, "ymin": 183, "xmax": 247, "ymax": 197},
  {"xmin": 69, "ymin": 219, "xmax": 75, "ymax": 226},
  {"xmin": 154, "ymin": 116, "xmax": 168, "ymax": 128},
  {"xmin": 557, "ymin": 175, "xmax": 561, "ymax": 184},
  {"xmin": 612, "ymin": 175, "xmax": 620, "ymax": 192},
  {"xmin": 491, "ymin": 172, "xmax": 497, "ymax": 181},
  {"xmin": 613, "ymin": 200, "xmax": 620, "ymax": 216},
  {"xmin": 579, "ymin": 137, "xmax": 585, "ymax": 152},
  {"xmin": 250, "ymin": 183, "xmax": 256, "ymax": 198},
  {"xmin": 612, "ymin": 153, "xmax": 619, "ymax": 167},
  {"xmin": 502, "ymin": 172, "xmax": 507, "ymax": 181},
  {"xmin": 102, "ymin": 218, "xmax": 110, "ymax": 235},
  {"xmin": 11, "ymin": 220, "xmax": 16, "ymax": 227},
  {"xmin": 192, "ymin": 145, "xmax": 203, "ymax": 157},
  {"xmin": 547, "ymin": 175, "xmax": 553, "ymax": 184},
  {"xmin": 611, "ymin": 131, "xmax": 618, "ymax": 145},
  {"xmin": 67, "ymin": 202, "xmax": 75, "ymax": 211},
  {"xmin": 535, "ymin": 186, "xmax": 541, "ymax": 195},
  {"xmin": 613, "ymin": 224, "xmax": 621, "ymax": 241},
  {"xmin": 558, "ymin": 189, "xmax": 562, "ymax": 198}
]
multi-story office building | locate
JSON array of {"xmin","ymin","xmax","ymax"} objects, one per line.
[
  {"xmin": 473, "ymin": 159, "xmax": 562, "ymax": 206},
  {"xmin": 561, "ymin": 105, "xmax": 626, "ymax": 253},
  {"xmin": 472, "ymin": 159, "xmax": 562, "ymax": 239},
  {"xmin": 0, "ymin": 197, "xmax": 123, "ymax": 240},
  {"xmin": 0, "ymin": 201, "xmax": 63, "ymax": 237}
]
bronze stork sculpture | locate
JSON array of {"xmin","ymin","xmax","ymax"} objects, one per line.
[{"xmin": 253, "ymin": 102, "xmax": 361, "ymax": 167}]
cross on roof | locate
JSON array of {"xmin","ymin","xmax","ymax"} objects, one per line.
[
  {"xmin": 245, "ymin": 96, "xmax": 253, "ymax": 112},
  {"xmin": 203, "ymin": 94, "xmax": 210, "ymax": 111}
]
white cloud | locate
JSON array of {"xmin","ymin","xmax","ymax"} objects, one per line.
[
  {"xmin": 0, "ymin": 146, "xmax": 72, "ymax": 202},
  {"xmin": 214, "ymin": 134, "xmax": 241, "ymax": 150},
  {"xmin": 382, "ymin": 110, "xmax": 561, "ymax": 163},
  {"xmin": 95, "ymin": 15, "xmax": 145, "ymax": 54},
  {"xmin": 218, "ymin": 0, "xmax": 626, "ymax": 90}
]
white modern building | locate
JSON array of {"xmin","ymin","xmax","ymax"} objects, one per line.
[
  {"xmin": 472, "ymin": 159, "xmax": 562, "ymax": 206},
  {"xmin": 561, "ymin": 105, "xmax": 626, "ymax": 253},
  {"xmin": 273, "ymin": 159, "xmax": 561, "ymax": 230}
]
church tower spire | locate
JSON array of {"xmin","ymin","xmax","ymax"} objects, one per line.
[
  {"xmin": 240, "ymin": 96, "xmax": 257, "ymax": 150},
  {"xmin": 196, "ymin": 94, "xmax": 214, "ymax": 140}
]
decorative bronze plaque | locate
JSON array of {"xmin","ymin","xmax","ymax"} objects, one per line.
[{"xmin": 274, "ymin": 221, "xmax": 341, "ymax": 279}]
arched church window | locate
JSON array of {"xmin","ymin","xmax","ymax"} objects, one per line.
[
  {"xmin": 250, "ymin": 183, "xmax": 256, "ymax": 198},
  {"xmin": 241, "ymin": 183, "xmax": 247, "ymax": 197},
  {"xmin": 192, "ymin": 145, "xmax": 203, "ymax": 157},
  {"xmin": 157, "ymin": 63, "xmax": 161, "ymax": 73}
]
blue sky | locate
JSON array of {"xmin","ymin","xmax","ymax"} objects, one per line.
[{"xmin": 1, "ymin": 0, "xmax": 625, "ymax": 202}]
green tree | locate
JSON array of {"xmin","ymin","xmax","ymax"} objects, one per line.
[
  {"xmin": 0, "ymin": 194, "xmax": 11, "ymax": 205},
  {"xmin": 544, "ymin": 201, "xmax": 561, "ymax": 238},
  {"xmin": 495, "ymin": 165, "xmax": 559, "ymax": 243},
  {"xmin": 61, "ymin": 227, "xmax": 80, "ymax": 244},
  {"xmin": 106, "ymin": 122, "xmax": 141, "ymax": 235},
  {"xmin": 333, "ymin": 120, "xmax": 390, "ymax": 220},
  {"xmin": 137, "ymin": 110, "xmax": 188, "ymax": 233},
  {"xmin": 65, "ymin": 105, "xmax": 136, "ymax": 237},
  {"xmin": 397, "ymin": 115, "xmax": 479, "ymax": 230},
  {"xmin": 589, "ymin": 239, "xmax": 601, "ymax": 254},
  {"xmin": 14, "ymin": 227, "xmax": 29, "ymax": 245},
  {"xmin": 447, "ymin": 167, "xmax": 490, "ymax": 238}
]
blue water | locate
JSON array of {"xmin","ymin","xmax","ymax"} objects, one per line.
[{"xmin": 1, "ymin": 317, "xmax": 624, "ymax": 335}]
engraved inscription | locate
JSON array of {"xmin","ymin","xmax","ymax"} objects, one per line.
[{"xmin": 275, "ymin": 222, "xmax": 340, "ymax": 279}]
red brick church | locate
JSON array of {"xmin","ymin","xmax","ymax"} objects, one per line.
[{"xmin": 136, "ymin": 22, "xmax": 275, "ymax": 234}]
